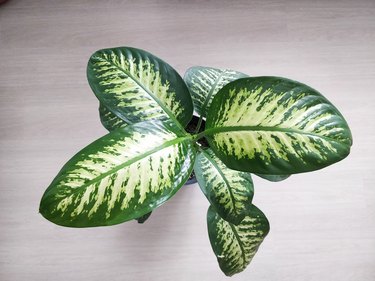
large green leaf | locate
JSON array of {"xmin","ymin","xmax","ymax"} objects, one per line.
[
  {"xmin": 204, "ymin": 77, "xmax": 353, "ymax": 174},
  {"xmin": 194, "ymin": 149, "xmax": 254, "ymax": 225},
  {"xmin": 39, "ymin": 121, "xmax": 195, "ymax": 227},
  {"xmin": 99, "ymin": 103, "xmax": 128, "ymax": 131},
  {"xmin": 207, "ymin": 205, "xmax": 269, "ymax": 276},
  {"xmin": 184, "ymin": 66, "xmax": 248, "ymax": 117},
  {"xmin": 87, "ymin": 46, "xmax": 193, "ymax": 128},
  {"xmin": 90, "ymin": 106, "xmax": 155, "ymax": 224}
]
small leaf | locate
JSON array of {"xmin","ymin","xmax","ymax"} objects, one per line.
[
  {"xmin": 255, "ymin": 174, "xmax": 290, "ymax": 182},
  {"xmin": 184, "ymin": 66, "xmax": 248, "ymax": 117},
  {"xmin": 205, "ymin": 77, "xmax": 353, "ymax": 174},
  {"xmin": 194, "ymin": 149, "xmax": 254, "ymax": 225},
  {"xmin": 99, "ymin": 103, "xmax": 128, "ymax": 131},
  {"xmin": 136, "ymin": 212, "xmax": 152, "ymax": 224},
  {"xmin": 88, "ymin": 46, "xmax": 193, "ymax": 128},
  {"xmin": 207, "ymin": 205, "xmax": 269, "ymax": 276},
  {"xmin": 39, "ymin": 121, "xmax": 195, "ymax": 227}
]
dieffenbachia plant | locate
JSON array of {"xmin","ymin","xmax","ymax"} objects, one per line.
[{"xmin": 39, "ymin": 46, "xmax": 352, "ymax": 276}]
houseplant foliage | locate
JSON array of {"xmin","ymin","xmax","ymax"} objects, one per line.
[{"xmin": 39, "ymin": 46, "xmax": 352, "ymax": 276}]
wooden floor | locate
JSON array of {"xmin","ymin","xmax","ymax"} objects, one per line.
[{"xmin": 1, "ymin": 0, "xmax": 374, "ymax": 280}]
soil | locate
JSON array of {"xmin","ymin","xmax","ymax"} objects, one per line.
[
  {"xmin": 185, "ymin": 115, "xmax": 208, "ymax": 184},
  {"xmin": 185, "ymin": 115, "xmax": 209, "ymax": 148}
]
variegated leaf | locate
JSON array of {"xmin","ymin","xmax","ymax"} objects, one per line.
[
  {"xmin": 184, "ymin": 66, "xmax": 248, "ymax": 117},
  {"xmin": 99, "ymin": 103, "xmax": 128, "ymax": 131},
  {"xmin": 194, "ymin": 149, "xmax": 254, "ymax": 225},
  {"xmin": 207, "ymin": 205, "xmax": 269, "ymax": 276},
  {"xmin": 39, "ymin": 121, "xmax": 195, "ymax": 227},
  {"xmin": 255, "ymin": 174, "xmax": 290, "ymax": 182},
  {"xmin": 99, "ymin": 105, "xmax": 153, "ymax": 224},
  {"xmin": 87, "ymin": 47, "xmax": 193, "ymax": 128},
  {"xmin": 205, "ymin": 77, "xmax": 353, "ymax": 174}
]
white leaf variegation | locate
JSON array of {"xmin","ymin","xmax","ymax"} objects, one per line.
[
  {"xmin": 184, "ymin": 66, "xmax": 248, "ymax": 117},
  {"xmin": 205, "ymin": 77, "xmax": 353, "ymax": 174},
  {"xmin": 88, "ymin": 47, "xmax": 193, "ymax": 128},
  {"xmin": 207, "ymin": 205, "xmax": 269, "ymax": 276},
  {"xmin": 39, "ymin": 121, "xmax": 195, "ymax": 227},
  {"xmin": 194, "ymin": 149, "xmax": 254, "ymax": 225}
]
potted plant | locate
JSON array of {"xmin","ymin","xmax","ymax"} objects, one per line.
[{"xmin": 39, "ymin": 46, "xmax": 352, "ymax": 276}]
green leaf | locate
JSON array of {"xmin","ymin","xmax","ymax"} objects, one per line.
[
  {"xmin": 205, "ymin": 77, "xmax": 353, "ymax": 174},
  {"xmin": 207, "ymin": 205, "xmax": 269, "ymax": 276},
  {"xmin": 99, "ymin": 108, "xmax": 156, "ymax": 226},
  {"xmin": 255, "ymin": 174, "xmax": 290, "ymax": 182},
  {"xmin": 194, "ymin": 149, "xmax": 254, "ymax": 225},
  {"xmin": 87, "ymin": 46, "xmax": 193, "ymax": 128},
  {"xmin": 184, "ymin": 66, "xmax": 248, "ymax": 117},
  {"xmin": 136, "ymin": 211, "xmax": 152, "ymax": 224},
  {"xmin": 99, "ymin": 103, "xmax": 128, "ymax": 131},
  {"xmin": 39, "ymin": 121, "xmax": 196, "ymax": 227}
]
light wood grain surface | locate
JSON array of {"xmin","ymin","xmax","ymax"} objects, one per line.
[{"xmin": 1, "ymin": 1, "xmax": 374, "ymax": 280}]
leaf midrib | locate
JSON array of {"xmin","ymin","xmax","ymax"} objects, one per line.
[
  {"xmin": 200, "ymin": 70, "xmax": 225, "ymax": 116},
  {"xmin": 203, "ymin": 125, "xmax": 351, "ymax": 146},
  {"xmin": 70, "ymin": 135, "xmax": 192, "ymax": 192},
  {"xmin": 202, "ymin": 150, "xmax": 238, "ymax": 215},
  {"xmin": 228, "ymin": 222, "xmax": 247, "ymax": 270},
  {"xmin": 94, "ymin": 55, "xmax": 185, "ymax": 131}
]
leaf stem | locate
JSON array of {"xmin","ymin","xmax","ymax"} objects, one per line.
[
  {"xmin": 192, "ymin": 131, "xmax": 206, "ymax": 143},
  {"xmin": 194, "ymin": 115, "xmax": 204, "ymax": 134}
]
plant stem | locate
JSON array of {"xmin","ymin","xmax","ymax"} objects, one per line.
[
  {"xmin": 192, "ymin": 131, "xmax": 206, "ymax": 142},
  {"xmin": 194, "ymin": 115, "xmax": 204, "ymax": 134}
]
